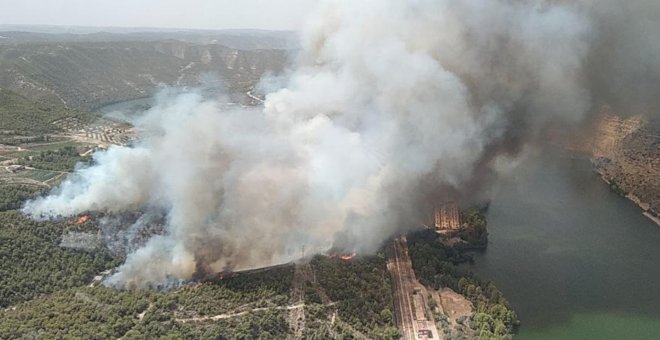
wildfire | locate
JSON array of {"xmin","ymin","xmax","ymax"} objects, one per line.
[
  {"xmin": 67, "ymin": 215, "xmax": 91, "ymax": 225},
  {"xmin": 339, "ymin": 253, "xmax": 356, "ymax": 261},
  {"xmin": 217, "ymin": 270, "xmax": 236, "ymax": 280},
  {"xmin": 332, "ymin": 251, "xmax": 357, "ymax": 261}
]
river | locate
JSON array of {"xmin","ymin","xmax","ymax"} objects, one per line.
[
  {"xmin": 95, "ymin": 97, "xmax": 154, "ymax": 121},
  {"xmin": 471, "ymin": 148, "xmax": 660, "ymax": 339},
  {"xmin": 95, "ymin": 88, "xmax": 242, "ymax": 121}
]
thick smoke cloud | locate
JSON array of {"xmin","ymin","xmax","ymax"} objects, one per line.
[
  {"xmin": 581, "ymin": 0, "xmax": 660, "ymax": 116},
  {"xmin": 23, "ymin": 0, "xmax": 659, "ymax": 288}
]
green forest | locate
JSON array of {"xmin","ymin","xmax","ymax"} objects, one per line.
[
  {"xmin": 311, "ymin": 255, "xmax": 399, "ymax": 339},
  {"xmin": 18, "ymin": 145, "xmax": 91, "ymax": 172},
  {"xmin": 0, "ymin": 88, "xmax": 93, "ymax": 134},
  {"xmin": 0, "ymin": 210, "xmax": 119, "ymax": 308},
  {"xmin": 456, "ymin": 208, "xmax": 489, "ymax": 249},
  {"xmin": 0, "ymin": 279, "xmax": 292, "ymax": 339},
  {"xmin": 0, "ymin": 184, "xmax": 45, "ymax": 211},
  {"xmin": 407, "ymin": 230, "xmax": 519, "ymax": 340}
]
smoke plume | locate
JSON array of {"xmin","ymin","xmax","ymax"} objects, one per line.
[{"xmin": 23, "ymin": 0, "xmax": 660, "ymax": 288}]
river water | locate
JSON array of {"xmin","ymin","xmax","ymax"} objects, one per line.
[
  {"xmin": 471, "ymin": 149, "xmax": 660, "ymax": 339},
  {"xmin": 96, "ymin": 97, "xmax": 154, "ymax": 121}
]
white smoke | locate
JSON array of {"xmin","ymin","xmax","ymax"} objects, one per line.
[{"xmin": 22, "ymin": 0, "xmax": 659, "ymax": 288}]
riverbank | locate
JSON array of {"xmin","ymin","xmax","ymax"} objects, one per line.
[
  {"xmin": 553, "ymin": 111, "xmax": 659, "ymax": 228},
  {"xmin": 406, "ymin": 224, "xmax": 518, "ymax": 339},
  {"xmin": 560, "ymin": 149, "xmax": 660, "ymax": 227},
  {"xmin": 470, "ymin": 150, "xmax": 660, "ymax": 338},
  {"xmin": 625, "ymin": 192, "xmax": 660, "ymax": 227},
  {"xmin": 593, "ymin": 164, "xmax": 660, "ymax": 227}
]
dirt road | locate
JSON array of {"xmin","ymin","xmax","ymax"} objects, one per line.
[{"xmin": 388, "ymin": 236, "xmax": 440, "ymax": 340}]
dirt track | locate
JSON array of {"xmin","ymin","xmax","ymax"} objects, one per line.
[{"xmin": 388, "ymin": 237, "xmax": 440, "ymax": 340}]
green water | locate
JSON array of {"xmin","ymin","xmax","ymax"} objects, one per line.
[
  {"xmin": 520, "ymin": 313, "xmax": 660, "ymax": 340},
  {"xmin": 471, "ymin": 149, "xmax": 660, "ymax": 339},
  {"xmin": 96, "ymin": 97, "xmax": 153, "ymax": 119}
]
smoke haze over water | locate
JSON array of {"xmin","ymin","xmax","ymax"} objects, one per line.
[{"xmin": 22, "ymin": 0, "xmax": 660, "ymax": 288}]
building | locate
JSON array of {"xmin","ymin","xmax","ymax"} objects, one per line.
[{"xmin": 434, "ymin": 202, "xmax": 461, "ymax": 233}]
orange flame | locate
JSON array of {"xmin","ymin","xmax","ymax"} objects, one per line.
[
  {"xmin": 76, "ymin": 215, "xmax": 90, "ymax": 224},
  {"xmin": 217, "ymin": 270, "xmax": 234, "ymax": 280},
  {"xmin": 338, "ymin": 252, "xmax": 357, "ymax": 261}
]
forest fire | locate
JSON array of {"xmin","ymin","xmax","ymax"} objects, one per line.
[
  {"xmin": 339, "ymin": 253, "xmax": 356, "ymax": 261},
  {"xmin": 331, "ymin": 252, "xmax": 357, "ymax": 261},
  {"xmin": 67, "ymin": 215, "xmax": 91, "ymax": 225},
  {"xmin": 217, "ymin": 270, "xmax": 236, "ymax": 281}
]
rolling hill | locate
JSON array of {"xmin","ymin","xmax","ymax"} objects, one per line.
[{"xmin": 0, "ymin": 38, "xmax": 288, "ymax": 110}]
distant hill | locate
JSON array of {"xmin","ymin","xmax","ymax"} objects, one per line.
[
  {"xmin": 0, "ymin": 38, "xmax": 289, "ymax": 110},
  {"xmin": 0, "ymin": 27, "xmax": 297, "ymax": 50}
]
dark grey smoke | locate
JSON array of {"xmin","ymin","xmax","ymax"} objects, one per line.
[
  {"xmin": 582, "ymin": 0, "xmax": 660, "ymax": 116},
  {"xmin": 22, "ymin": 0, "xmax": 660, "ymax": 288}
]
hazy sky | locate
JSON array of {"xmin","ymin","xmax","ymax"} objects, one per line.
[{"xmin": 0, "ymin": 0, "xmax": 318, "ymax": 31}]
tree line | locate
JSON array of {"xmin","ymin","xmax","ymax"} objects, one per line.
[{"xmin": 407, "ymin": 229, "xmax": 519, "ymax": 340}]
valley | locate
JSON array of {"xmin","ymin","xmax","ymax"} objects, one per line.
[{"xmin": 0, "ymin": 19, "xmax": 658, "ymax": 340}]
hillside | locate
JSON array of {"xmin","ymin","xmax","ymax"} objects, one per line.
[
  {"xmin": 591, "ymin": 113, "xmax": 660, "ymax": 221},
  {"xmin": 553, "ymin": 109, "xmax": 660, "ymax": 223},
  {"xmin": 0, "ymin": 27, "xmax": 295, "ymax": 50},
  {"xmin": 0, "ymin": 40, "xmax": 287, "ymax": 110},
  {"xmin": 0, "ymin": 87, "xmax": 93, "ymax": 134}
]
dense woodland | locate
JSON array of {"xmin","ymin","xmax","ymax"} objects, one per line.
[
  {"xmin": 0, "ymin": 282, "xmax": 291, "ymax": 339},
  {"xmin": 0, "ymin": 247, "xmax": 402, "ymax": 339},
  {"xmin": 0, "ymin": 210, "xmax": 119, "ymax": 308},
  {"xmin": 407, "ymin": 229, "xmax": 518, "ymax": 340},
  {"xmin": 0, "ymin": 184, "xmax": 45, "ymax": 211},
  {"xmin": 311, "ymin": 255, "xmax": 400, "ymax": 339},
  {"xmin": 0, "ymin": 88, "xmax": 93, "ymax": 134},
  {"xmin": 457, "ymin": 208, "xmax": 489, "ymax": 248},
  {"xmin": 18, "ymin": 145, "xmax": 91, "ymax": 172},
  {"xmin": 162, "ymin": 266, "xmax": 294, "ymax": 318}
]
